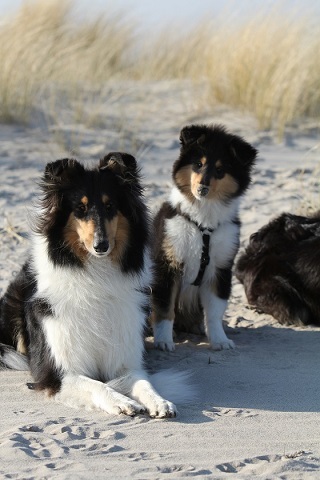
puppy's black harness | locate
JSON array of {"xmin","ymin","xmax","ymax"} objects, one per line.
[
  {"xmin": 175, "ymin": 206, "xmax": 215, "ymax": 286},
  {"xmin": 191, "ymin": 226, "xmax": 214, "ymax": 286}
]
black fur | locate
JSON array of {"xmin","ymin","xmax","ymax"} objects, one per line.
[
  {"xmin": 175, "ymin": 124, "xmax": 257, "ymax": 199},
  {"xmin": 0, "ymin": 261, "xmax": 35, "ymax": 349},
  {"xmin": 215, "ymin": 267, "xmax": 233, "ymax": 299},
  {"xmin": 152, "ymin": 201, "xmax": 184, "ymax": 318},
  {"xmin": 0, "ymin": 153, "xmax": 149, "ymax": 393},
  {"xmin": 26, "ymin": 298, "xmax": 62, "ymax": 394},
  {"xmin": 235, "ymin": 211, "xmax": 320, "ymax": 326},
  {"xmin": 151, "ymin": 124, "xmax": 257, "ymax": 347},
  {"xmin": 36, "ymin": 154, "xmax": 148, "ymax": 272}
]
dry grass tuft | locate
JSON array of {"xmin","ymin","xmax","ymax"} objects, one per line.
[
  {"xmin": 0, "ymin": 0, "xmax": 134, "ymax": 122},
  {"xmin": 0, "ymin": 0, "xmax": 319, "ymax": 135},
  {"xmin": 138, "ymin": 6, "xmax": 320, "ymax": 136}
]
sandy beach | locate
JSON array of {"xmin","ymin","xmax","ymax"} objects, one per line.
[{"xmin": 0, "ymin": 80, "xmax": 320, "ymax": 479}]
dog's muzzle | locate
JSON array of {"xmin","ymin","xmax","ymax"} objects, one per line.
[
  {"xmin": 93, "ymin": 240, "xmax": 109, "ymax": 255},
  {"xmin": 197, "ymin": 185, "xmax": 209, "ymax": 197}
]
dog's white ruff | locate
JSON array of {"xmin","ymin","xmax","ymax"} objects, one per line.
[{"xmin": 30, "ymin": 234, "xmax": 191, "ymax": 417}]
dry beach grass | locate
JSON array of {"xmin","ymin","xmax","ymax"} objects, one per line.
[
  {"xmin": 0, "ymin": 1, "xmax": 320, "ymax": 136},
  {"xmin": 0, "ymin": 0, "xmax": 133, "ymax": 123}
]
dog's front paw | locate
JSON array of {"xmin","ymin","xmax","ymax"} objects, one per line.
[
  {"xmin": 154, "ymin": 340, "xmax": 175, "ymax": 352},
  {"xmin": 93, "ymin": 390, "xmax": 146, "ymax": 416},
  {"xmin": 153, "ymin": 320, "xmax": 175, "ymax": 352},
  {"xmin": 148, "ymin": 399, "xmax": 177, "ymax": 418},
  {"xmin": 110, "ymin": 398, "xmax": 146, "ymax": 417},
  {"xmin": 210, "ymin": 338, "xmax": 235, "ymax": 350}
]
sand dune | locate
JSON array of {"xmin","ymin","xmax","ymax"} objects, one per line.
[{"xmin": 0, "ymin": 80, "xmax": 319, "ymax": 479}]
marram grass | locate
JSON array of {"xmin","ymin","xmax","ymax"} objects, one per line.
[{"xmin": 0, "ymin": 0, "xmax": 319, "ymax": 136}]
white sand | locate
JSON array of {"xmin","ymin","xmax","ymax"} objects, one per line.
[{"xmin": 1, "ymin": 81, "xmax": 320, "ymax": 479}]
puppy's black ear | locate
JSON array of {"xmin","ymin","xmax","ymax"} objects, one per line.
[
  {"xmin": 44, "ymin": 158, "xmax": 84, "ymax": 185},
  {"xmin": 180, "ymin": 125, "xmax": 206, "ymax": 146},
  {"xmin": 230, "ymin": 136, "xmax": 257, "ymax": 166},
  {"xmin": 99, "ymin": 152, "xmax": 139, "ymax": 183}
]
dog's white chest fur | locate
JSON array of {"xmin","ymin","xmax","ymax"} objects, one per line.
[
  {"xmin": 32, "ymin": 236, "xmax": 149, "ymax": 380},
  {"xmin": 166, "ymin": 188, "xmax": 240, "ymax": 286}
]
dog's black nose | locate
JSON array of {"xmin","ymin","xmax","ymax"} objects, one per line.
[
  {"xmin": 198, "ymin": 185, "xmax": 209, "ymax": 197},
  {"xmin": 94, "ymin": 240, "xmax": 109, "ymax": 254}
]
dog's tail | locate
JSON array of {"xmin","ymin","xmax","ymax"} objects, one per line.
[
  {"xmin": 0, "ymin": 344, "xmax": 29, "ymax": 371},
  {"xmin": 150, "ymin": 369, "xmax": 197, "ymax": 405}
]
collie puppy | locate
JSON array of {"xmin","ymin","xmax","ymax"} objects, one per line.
[
  {"xmin": 235, "ymin": 211, "xmax": 320, "ymax": 326},
  {"xmin": 150, "ymin": 124, "xmax": 257, "ymax": 351},
  {"xmin": 0, "ymin": 154, "xmax": 190, "ymax": 418}
]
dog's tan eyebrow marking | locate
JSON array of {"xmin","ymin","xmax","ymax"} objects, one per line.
[
  {"xmin": 216, "ymin": 160, "xmax": 223, "ymax": 168},
  {"xmin": 81, "ymin": 196, "xmax": 89, "ymax": 205},
  {"xmin": 200, "ymin": 156, "xmax": 207, "ymax": 166},
  {"xmin": 102, "ymin": 194, "xmax": 110, "ymax": 203}
]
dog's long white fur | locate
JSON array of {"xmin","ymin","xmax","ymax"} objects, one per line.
[
  {"xmin": 1, "ymin": 347, "xmax": 29, "ymax": 371},
  {"xmin": 28, "ymin": 234, "xmax": 192, "ymax": 416}
]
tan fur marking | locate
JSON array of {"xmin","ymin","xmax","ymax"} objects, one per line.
[
  {"xmin": 190, "ymin": 157, "xmax": 207, "ymax": 197},
  {"xmin": 81, "ymin": 196, "xmax": 89, "ymax": 206},
  {"xmin": 63, "ymin": 213, "xmax": 91, "ymax": 261},
  {"xmin": 174, "ymin": 165, "xmax": 194, "ymax": 202},
  {"xmin": 191, "ymin": 171, "xmax": 203, "ymax": 198},
  {"xmin": 64, "ymin": 210, "xmax": 129, "ymax": 262},
  {"xmin": 175, "ymin": 158, "xmax": 238, "ymax": 201},
  {"xmin": 76, "ymin": 218, "xmax": 95, "ymax": 251},
  {"xmin": 162, "ymin": 237, "xmax": 182, "ymax": 271},
  {"xmin": 16, "ymin": 333, "xmax": 27, "ymax": 355},
  {"xmin": 102, "ymin": 194, "xmax": 109, "ymax": 204},
  {"xmin": 207, "ymin": 174, "xmax": 238, "ymax": 200},
  {"xmin": 109, "ymin": 213, "xmax": 130, "ymax": 262}
]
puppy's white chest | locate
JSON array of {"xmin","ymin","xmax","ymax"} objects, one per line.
[
  {"xmin": 165, "ymin": 217, "xmax": 210, "ymax": 283},
  {"xmin": 165, "ymin": 216, "xmax": 238, "ymax": 284}
]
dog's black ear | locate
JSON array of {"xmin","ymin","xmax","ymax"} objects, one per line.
[
  {"xmin": 38, "ymin": 160, "xmax": 84, "ymax": 224},
  {"xmin": 44, "ymin": 158, "xmax": 84, "ymax": 185},
  {"xmin": 180, "ymin": 125, "xmax": 206, "ymax": 146},
  {"xmin": 229, "ymin": 136, "xmax": 258, "ymax": 166},
  {"xmin": 99, "ymin": 152, "xmax": 139, "ymax": 182}
]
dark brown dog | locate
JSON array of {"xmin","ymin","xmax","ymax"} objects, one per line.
[{"xmin": 236, "ymin": 211, "xmax": 320, "ymax": 326}]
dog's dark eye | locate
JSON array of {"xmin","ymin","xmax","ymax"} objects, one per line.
[
  {"xmin": 105, "ymin": 202, "xmax": 115, "ymax": 212},
  {"xmin": 215, "ymin": 166, "xmax": 225, "ymax": 177},
  {"xmin": 76, "ymin": 203, "xmax": 87, "ymax": 215},
  {"xmin": 194, "ymin": 161, "xmax": 203, "ymax": 169}
]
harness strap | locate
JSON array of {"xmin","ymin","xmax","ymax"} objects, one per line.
[
  {"xmin": 191, "ymin": 232, "xmax": 211, "ymax": 286},
  {"xmin": 174, "ymin": 204, "xmax": 215, "ymax": 287}
]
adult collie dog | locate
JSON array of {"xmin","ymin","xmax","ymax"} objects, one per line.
[
  {"xmin": 235, "ymin": 211, "xmax": 320, "ymax": 326},
  {"xmin": 150, "ymin": 124, "xmax": 257, "ymax": 351},
  {"xmin": 0, "ymin": 154, "xmax": 191, "ymax": 418}
]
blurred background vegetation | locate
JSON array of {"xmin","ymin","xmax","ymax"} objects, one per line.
[{"xmin": 0, "ymin": 0, "xmax": 319, "ymax": 136}]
